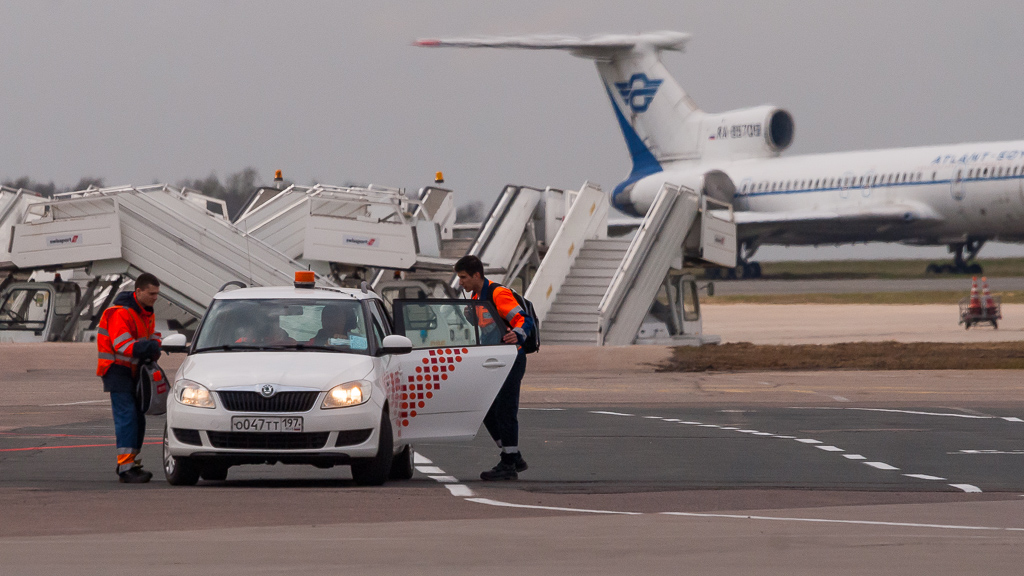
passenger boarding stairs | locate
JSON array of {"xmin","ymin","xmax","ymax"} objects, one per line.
[
  {"xmin": 541, "ymin": 239, "xmax": 630, "ymax": 344},
  {"xmin": 526, "ymin": 181, "xmax": 737, "ymax": 346},
  {"xmin": 6, "ymin": 184, "xmax": 328, "ymax": 319}
]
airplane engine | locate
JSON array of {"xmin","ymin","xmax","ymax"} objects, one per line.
[{"xmin": 698, "ymin": 105, "xmax": 794, "ymax": 159}]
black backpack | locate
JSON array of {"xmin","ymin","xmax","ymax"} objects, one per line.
[{"xmin": 480, "ymin": 281, "xmax": 540, "ymax": 354}]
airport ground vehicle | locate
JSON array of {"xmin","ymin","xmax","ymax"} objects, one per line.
[
  {"xmin": 959, "ymin": 296, "xmax": 1002, "ymax": 329},
  {"xmin": 162, "ymin": 275, "xmax": 518, "ymax": 486},
  {"xmin": 0, "ymin": 280, "xmax": 82, "ymax": 342}
]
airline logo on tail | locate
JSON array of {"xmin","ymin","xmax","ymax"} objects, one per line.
[{"xmin": 614, "ymin": 73, "xmax": 663, "ymax": 113}]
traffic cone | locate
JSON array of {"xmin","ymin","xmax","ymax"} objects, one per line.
[
  {"xmin": 969, "ymin": 276, "xmax": 982, "ymax": 314},
  {"xmin": 982, "ymin": 276, "xmax": 997, "ymax": 316}
]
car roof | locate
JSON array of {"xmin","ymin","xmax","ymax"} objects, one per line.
[{"xmin": 213, "ymin": 286, "xmax": 379, "ymax": 301}]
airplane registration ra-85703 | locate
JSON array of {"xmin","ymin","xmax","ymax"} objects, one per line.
[{"xmin": 417, "ymin": 31, "xmax": 1024, "ymax": 277}]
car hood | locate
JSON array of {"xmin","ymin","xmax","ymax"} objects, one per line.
[{"xmin": 177, "ymin": 352, "xmax": 375, "ymax": 391}]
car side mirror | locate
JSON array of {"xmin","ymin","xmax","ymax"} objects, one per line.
[
  {"xmin": 162, "ymin": 333, "xmax": 189, "ymax": 354},
  {"xmin": 379, "ymin": 334, "xmax": 413, "ymax": 356}
]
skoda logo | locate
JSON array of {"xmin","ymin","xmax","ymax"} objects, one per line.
[{"xmin": 259, "ymin": 384, "xmax": 275, "ymax": 398}]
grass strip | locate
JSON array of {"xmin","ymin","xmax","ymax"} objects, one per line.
[
  {"xmin": 752, "ymin": 258, "xmax": 1024, "ymax": 280},
  {"xmin": 659, "ymin": 341, "xmax": 1024, "ymax": 372},
  {"xmin": 705, "ymin": 291, "xmax": 1024, "ymax": 305}
]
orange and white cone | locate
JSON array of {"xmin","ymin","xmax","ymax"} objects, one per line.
[
  {"xmin": 969, "ymin": 276, "xmax": 982, "ymax": 314},
  {"xmin": 982, "ymin": 276, "xmax": 997, "ymax": 316}
]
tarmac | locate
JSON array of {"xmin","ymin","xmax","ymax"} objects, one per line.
[{"xmin": 2, "ymin": 307, "xmax": 1024, "ymax": 574}]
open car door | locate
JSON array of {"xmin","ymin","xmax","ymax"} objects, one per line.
[{"xmin": 391, "ymin": 298, "xmax": 518, "ymax": 443}]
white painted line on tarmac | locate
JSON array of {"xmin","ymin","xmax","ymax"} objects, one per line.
[
  {"xmin": 643, "ymin": 416, "xmax": 663, "ymax": 419},
  {"xmin": 413, "ymin": 453, "xmax": 432, "ymax": 464},
  {"xmin": 720, "ymin": 427, "xmax": 739, "ymax": 430},
  {"xmin": 428, "ymin": 475, "xmax": 459, "ymax": 483},
  {"xmin": 904, "ymin": 474, "xmax": 946, "ymax": 481},
  {"xmin": 751, "ymin": 432, "xmax": 775, "ymax": 436},
  {"xmin": 1003, "ymin": 417, "xmax": 1024, "ymax": 422},
  {"xmin": 773, "ymin": 435, "xmax": 796, "ymax": 439},
  {"xmin": 737, "ymin": 429, "xmax": 761, "ymax": 434},
  {"xmin": 952, "ymin": 449, "xmax": 1024, "ymax": 455},
  {"xmin": 864, "ymin": 462, "xmax": 899, "ymax": 470},
  {"xmin": 662, "ymin": 418, "xmax": 682, "ymax": 422},
  {"xmin": 416, "ymin": 466, "xmax": 445, "ymax": 475},
  {"xmin": 42, "ymin": 400, "xmax": 107, "ymax": 406},
  {"xmin": 843, "ymin": 454, "xmax": 867, "ymax": 460},
  {"xmin": 795, "ymin": 407, "xmax": 993, "ymax": 420},
  {"xmin": 795, "ymin": 438, "xmax": 822, "ymax": 444},
  {"xmin": 815, "ymin": 446, "xmax": 844, "ymax": 452},
  {"xmin": 660, "ymin": 512, "xmax": 1019, "ymax": 532},
  {"xmin": 678, "ymin": 421, "xmax": 702, "ymax": 425},
  {"xmin": 590, "ymin": 411, "xmax": 634, "ymax": 417},
  {"xmin": 466, "ymin": 498, "xmax": 642, "ymax": 515},
  {"xmin": 950, "ymin": 484, "xmax": 983, "ymax": 493},
  {"xmin": 445, "ymin": 484, "xmax": 476, "ymax": 497},
  {"xmin": 698, "ymin": 424, "xmax": 721, "ymax": 428},
  {"xmin": 461, "ymin": 498, "xmax": 1019, "ymax": 531}
]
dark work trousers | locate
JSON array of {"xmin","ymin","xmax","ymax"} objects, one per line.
[
  {"xmin": 483, "ymin": 353, "xmax": 527, "ymax": 449},
  {"xmin": 110, "ymin": 391, "xmax": 146, "ymax": 452}
]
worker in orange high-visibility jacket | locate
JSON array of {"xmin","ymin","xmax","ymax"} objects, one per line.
[
  {"xmin": 96, "ymin": 273, "xmax": 163, "ymax": 483},
  {"xmin": 455, "ymin": 255, "xmax": 534, "ymax": 481}
]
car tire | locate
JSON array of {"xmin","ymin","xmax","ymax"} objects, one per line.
[
  {"xmin": 351, "ymin": 410, "xmax": 393, "ymax": 486},
  {"xmin": 200, "ymin": 464, "xmax": 229, "ymax": 481},
  {"xmin": 389, "ymin": 444, "xmax": 414, "ymax": 480},
  {"xmin": 163, "ymin": 425, "xmax": 201, "ymax": 486}
]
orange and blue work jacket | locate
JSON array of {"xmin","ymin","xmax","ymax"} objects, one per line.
[
  {"xmin": 473, "ymin": 278, "xmax": 533, "ymax": 353},
  {"xmin": 97, "ymin": 291, "xmax": 161, "ymax": 392}
]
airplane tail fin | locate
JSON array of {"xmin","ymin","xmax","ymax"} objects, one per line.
[{"xmin": 416, "ymin": 32, "xmax": 703, "ymax": 174}]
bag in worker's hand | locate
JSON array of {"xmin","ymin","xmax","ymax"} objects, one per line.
[{"xmin": 136, "ymin": 360, "xmax": 170, "ymax": 416}]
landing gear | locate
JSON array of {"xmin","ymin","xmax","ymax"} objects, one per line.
[
  {"xmin": 926, "ymin": 239, "xmax": 985, "ymax": 275},
  {"xmin": 705, "ymin": 241, "xmax": 762, "ymax": 279}
]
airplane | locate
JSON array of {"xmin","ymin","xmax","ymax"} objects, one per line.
[{"xmin": 416, "ymin": 31, "xmax": 1024, "ymax": 278}]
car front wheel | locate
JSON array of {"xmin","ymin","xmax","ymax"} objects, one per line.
[
  {"xmin": 351, "ymin": 410, "xmax": 393, "ymax": 486},
  {"xmin": 163, "ymin": 424, "xmax": 201, "ymax": 486}
]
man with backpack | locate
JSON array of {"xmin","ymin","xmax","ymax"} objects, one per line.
[{"xmin": 454, "ymin": 255, "xmax": 536, "ymax": 481}]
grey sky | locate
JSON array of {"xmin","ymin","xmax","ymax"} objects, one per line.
[{"xmin": 3, "ymin": 1, "xmax": 1024, "ymax": 261}]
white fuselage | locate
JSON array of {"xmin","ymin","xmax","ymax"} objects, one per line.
[{"xmin": 626, "ymin": 140, "xmax": 1024, "ymax": 246}]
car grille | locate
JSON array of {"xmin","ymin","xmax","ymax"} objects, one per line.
[
  {"xmin": 218, "ymin": 391, "xmax": 319, "ymax": 412},
  {"xmin": 172, "ymin": 428, "xmax": 202, "ymax": 446},
  {"xmin": 206, "ymin": 431, "xmax": 331, "ymax": 450},
  {"xmin": 334, "ymin": 428, "xmax": 373, "ymax": 447}
]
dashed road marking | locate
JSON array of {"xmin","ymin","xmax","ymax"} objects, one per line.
[
  {"xmin": 589, "ymin": 408, "xmax": 983, "ymax": 492},
  {"xmin": 864, "ymin": 462, "xmax": 900, "ymax": 470},
  {"xmin": 950, "ymin": 484, "xmax": 983, "ymax": 493},
  {"xmin": 589, "ymin": 411, "xmax": 633, "ymax": 417}
]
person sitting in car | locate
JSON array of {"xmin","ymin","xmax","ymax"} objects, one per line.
[{"xmin": 310, "ymin": 304, "xmax": 366, "ymax": 350}]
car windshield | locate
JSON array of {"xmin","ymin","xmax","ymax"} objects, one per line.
[{"xmin": 193, "ymin": 298, "xmax": 369, "ymax": 355}]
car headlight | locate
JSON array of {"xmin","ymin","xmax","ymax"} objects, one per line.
[
  {"xmin": 174, "ymin": 379, "xmax": 216, "ymax": 409},
  {"xmin": 322, "ymin": 381, "xmax": 371, "ymax": 409}
]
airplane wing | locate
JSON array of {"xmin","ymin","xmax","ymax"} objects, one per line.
[
  {"xmin": 714, "ymin": 203, "xmax": 946, "ymax": 245},
  {"xmin": 414, "ymin": 32, "xmax": 690, "ymax": 56}
]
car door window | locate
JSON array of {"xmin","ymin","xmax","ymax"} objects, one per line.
[{"xmin": 392, "ymin": 299, "xmax": 505, "ymax": 349}]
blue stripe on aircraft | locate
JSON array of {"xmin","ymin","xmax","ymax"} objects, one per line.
[
  {"xmin": 605, "ymin": 84, "xmax": 661, "ymax": 216},
  {"xmin": 736, "ymin": 174, "xmax": 1024, "ymax": 198}
]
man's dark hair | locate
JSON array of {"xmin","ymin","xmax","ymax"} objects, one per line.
[
  {"xmin": 135, "ymin": 273, "xmax": 161, "ymax": 290},
  {"xmin": 454, "ymin": 255, "xmax": 485, "ymax": 278}
]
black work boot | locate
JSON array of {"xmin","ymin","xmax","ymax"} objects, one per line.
[
  {"xmin": 119, "ymin": 466, "xmax": 153, "ymax": 484},
  {"xmin": 509, "ymin": 452, "xmax": 528, "ymax": 473},
  {"xmin": 480, "ymin": 453, "xmax": 518, "ymax": 481}
]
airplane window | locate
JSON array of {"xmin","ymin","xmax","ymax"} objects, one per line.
[
  {"xmin": 984, "ymin": 168, "xmax": 989, "ymax": 176},
  {"xmin": 998, "ymin": 167, "xmax": 1004, "ymax": 177},
  {"xmin": 968, "ymin": 169, "xmax": 974, "ymax": 178},
  {"xmin": 917, "ymin": 172, "xmax": 922, "ymax": 180},
  {"xmin": 932, "ymin": 171, "xmax": 937, "ymax": 180}
]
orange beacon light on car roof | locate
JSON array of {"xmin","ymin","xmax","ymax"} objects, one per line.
[{"xmin": 294, "ymin": 271, "xmax": 316, "ymax": 288}]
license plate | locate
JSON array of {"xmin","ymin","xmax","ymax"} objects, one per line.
[{"xmin": 230, "ymin": 416, "xmax": 303, "ymax": 432}]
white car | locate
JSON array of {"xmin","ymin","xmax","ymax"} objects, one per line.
[{"xmin": 162, "ymin": 277, "xmax": 518, "ymax": 486}]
